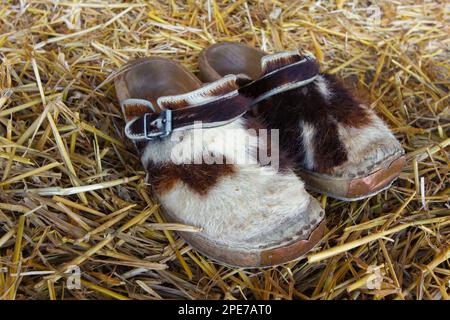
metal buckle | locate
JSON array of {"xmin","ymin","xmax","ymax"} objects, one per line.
[{"xmin": 144, "ymin": 109, "xmax": 172, "ymax": 140}]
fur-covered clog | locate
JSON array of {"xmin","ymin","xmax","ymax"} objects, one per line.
[
  {"xmin": 114, "ymin": 57, "xmax": 325, "ymax": 267},
  {"xmin": 199, "ymin": 42, "xmax": 405, "ymax": 201}
]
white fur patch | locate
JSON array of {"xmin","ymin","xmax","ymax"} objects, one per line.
[
  {"xmin": 314, "ymin": 75, "xmax": 332, "ymax": 102},
  {"xmin": 140, "ymin": 117, "xmax": 319, "ymax": 248},
  {"xmin": 334, "ymin": 108, "xmax": 404, "ymax": 177},
  {"xmin": 140, "ymin": 118, "xmax": 257, "ymax": 168},
  {"xmin": 160, "ymin": 166, "xmax": 315, "ymax": 247},
  {"xmin": 300, "ymin": 120, "xmax": 316, "ymax": 170}
]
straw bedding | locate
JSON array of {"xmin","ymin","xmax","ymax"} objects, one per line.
[{"xmin": 0, "ymin": 0, "xmax": 448, "ymax": 300}]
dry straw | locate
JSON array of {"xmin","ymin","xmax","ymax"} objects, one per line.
[{"xmin": 0, "ymin": 0, "xmax": 449, "ymax": 300}]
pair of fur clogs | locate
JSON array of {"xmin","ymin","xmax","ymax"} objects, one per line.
[{"xmin": 114, "ymin": 42, "xmax": 405, "ymax": 268}]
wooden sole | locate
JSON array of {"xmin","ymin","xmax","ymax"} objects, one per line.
[
  {"xmin": 298, "ymin": 156, "xmax": 406, "ymax": 201},
  {"xmin": 164, "ymin": 199, "xmax": 325, "ymax": 268}
]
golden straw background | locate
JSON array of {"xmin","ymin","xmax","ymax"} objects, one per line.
[{"xmin": 0, "ymin": 0, "xmax": 449, "ymax": 300}]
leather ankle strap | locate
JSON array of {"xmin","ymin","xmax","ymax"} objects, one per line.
[{"xmin": 123, "ymin": 52, "xmax": 319, "ymax": 141}]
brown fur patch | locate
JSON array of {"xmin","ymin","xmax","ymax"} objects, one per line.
[
  {"xmin": 158, "ymin": 98, "xmax": 190, "ymax": 110},
  {"xmin": 146, "ymin": 160, "xmax": 236, "ymax": 195},
  {"xmin": 310, "ymin": 115, "xmax": 347, "ymax": 174},
  {"xmin": 158, "ymin": 77, "xmax": 240, "ymax": 110},
  {"xmin": 262, "ymin": 53, "xmax": 303, "ymax": 74},
  {"xmin": 123, "ymin": 103, "xmax": 151, "ymax": 121},
  {"xmin": 256, "ymin": 78, "xmax": 343, "ymax": 173},
  {"xmin": 257, "ymin": 97, "xmax": 306, "ymax": 170},
  {"xmin": 322, "ymin": 74, "xmax": 372, "ymax": 128},
  {"xmin": 256, "ymin": 73, "xmax": 374, "ymax": 173}
]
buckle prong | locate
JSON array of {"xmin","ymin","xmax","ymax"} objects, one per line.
[{"xmin": 144, "ymin": 109, "xmax": 172, "ymax": 140}]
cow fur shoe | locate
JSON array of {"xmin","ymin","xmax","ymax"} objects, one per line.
[
  {"xmin": 199, "ymin": 42, "xmax": 405, "ymax": 201},
  {"xmin": 114, "ymin": 57, "xmax": 325, "ymax": 268}
]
